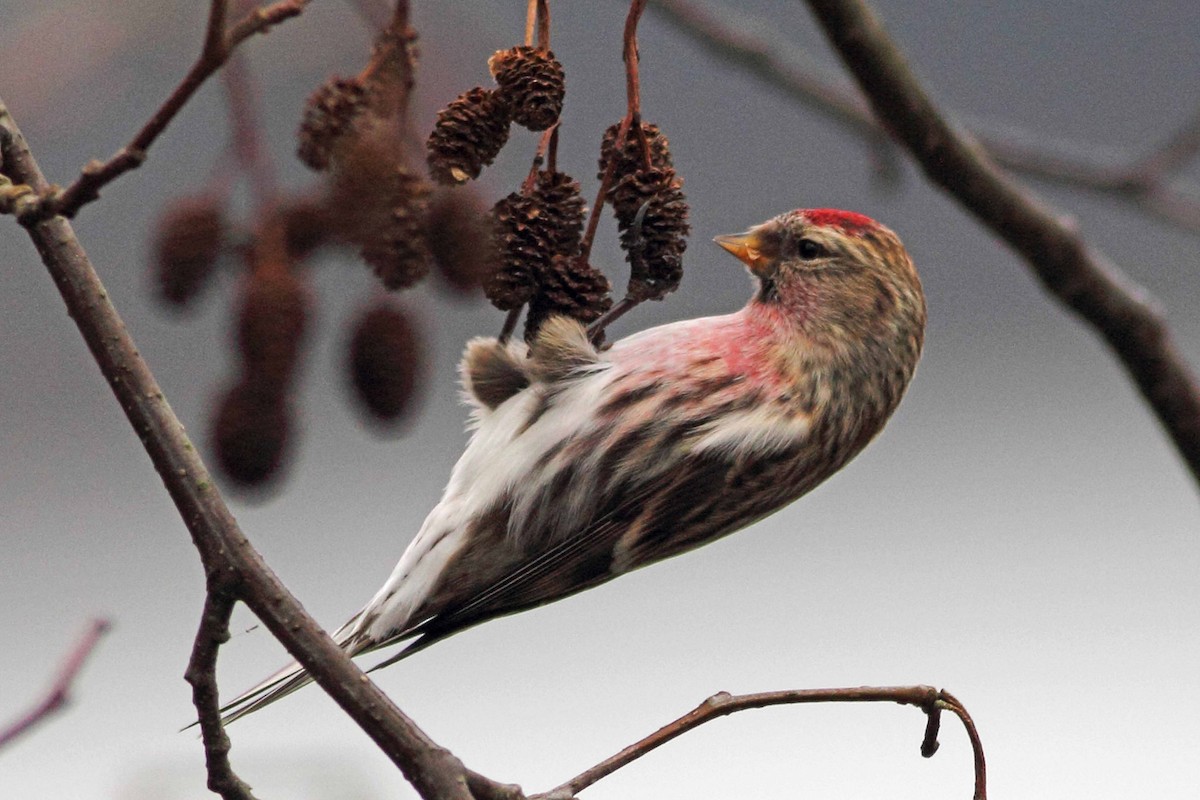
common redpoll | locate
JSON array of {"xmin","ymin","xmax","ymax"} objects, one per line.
[{"xmin": 221, "ymin": 208, "xmax": 926, "ymax": 721}]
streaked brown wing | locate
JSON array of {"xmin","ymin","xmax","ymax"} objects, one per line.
[{"xmin": 389, "ymin": 445, "xmax": 807, "ymax": 658}]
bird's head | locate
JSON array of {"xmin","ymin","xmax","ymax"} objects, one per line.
[{"xmin": 715, "ymin": 208, "xmax": 925, "ymax": 354}]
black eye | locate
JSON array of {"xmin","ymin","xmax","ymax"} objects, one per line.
[{"xmin": 797, "ymin": 239, "xmax": 823, "ymax": 259}]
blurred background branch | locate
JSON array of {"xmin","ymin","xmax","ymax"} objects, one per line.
[
  {"xmin": 798, "ymin": 0, "xmax": 1200, "ymax": 487},
  {"xmin": 649, "ymin": 0, "xmax": 1200, "ymax": 234},
  {"xmin": 26, "ymin": 0, "xmax": 311, "ymax": 221},
  {"xmin": 0, "ymin": 619, "xmax": 110, "ymax": 751}
]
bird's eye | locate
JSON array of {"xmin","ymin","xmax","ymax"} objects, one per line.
[{"xmin": 797, "ymin": 239, "xmax": 823, "ymax": 259}]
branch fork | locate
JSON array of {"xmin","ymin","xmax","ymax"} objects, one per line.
[
  {"xmin": 0, "ymin": 619, "xmax": 111, "ymax": 751},
  {"xmin": 8, "ymin": 0, "xmax": 309, "ymax": 223}
]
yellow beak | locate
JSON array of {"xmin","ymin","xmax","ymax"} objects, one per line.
[{"xmin": 714, "ymin": 230, "xmax": 767, "ymax": 274}]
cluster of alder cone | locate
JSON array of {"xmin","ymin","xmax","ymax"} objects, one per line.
[{"xmin": 150, "ymin": 13, "xmax": 688, "ymax": 489}]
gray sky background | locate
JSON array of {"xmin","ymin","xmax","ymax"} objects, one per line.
[{"xmin": 2, "ymin": 1, "xmax": 1199, "ymax": 798}]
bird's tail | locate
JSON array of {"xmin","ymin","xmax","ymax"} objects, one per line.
[{"xmin": 212, "ymin": 612, "xmax": 372, "ymax": 726}]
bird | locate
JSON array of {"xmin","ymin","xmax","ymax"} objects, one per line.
[{"xmin": 219, "ymin": 207, "xmax": 927, "ymax": 722}]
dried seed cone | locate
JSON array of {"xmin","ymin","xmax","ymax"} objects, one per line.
[
  {"xmin": 359, "ymin": 165, "xmax": 434, "ymax": 290},
  {"xmin": 297, "ymin": 77, "xmax": 369, "ymax": 172},
  {"xmin": 236, "ymin": 269, "xmax": 311, "ymax": 392},
  {"xmin": 598, "ymin": 121, "xmax": 674, "ymax": 182},
  {"xmin": 424, "ymin": 188, "xmax": 496, "ymax": 294},
  {"xmin": 152, "ymin": 195, "xmax": 226, "ymax": 308},
  {"xmin": 600, "ymin": 122, "xmax": 689, "ymax": 302},
  {"xmin": 426, "ymin": 87, "xmax": 512, "ymax": 185},
  {"xmin": 613, "ymin": 167, "xmax": 689, "ymax": 302},
  {"xmin": 212, "ymin": 380, "xmax": 291, "ymax": 488},
  {"xmin": 524, "ymin": 255, "xmax": 613, "ymax": 342},
  {"xmin": 278, "ymin": 197, "xmax": 334, "ymax": 261},
  {"xmin": 489, "ymin": 46, "xmax": 565, "ymax": 131},
  {"xmin": 323, "ymin": 130, "xmax": 434, "ymax": 291},
  {"xmin": 530, "ymin": 170, "xmax": 586, "ymax": 256},
  {"xmin": 484, "ymin": 172, "xmax": 585, "ymax": 311},
  {"xmin": 348, "ymin": 301, "xmax": 423, "ymax": 425},
  {"xmin": 484, "ymin": 192, "xmax": 545, "ymax": 310}
]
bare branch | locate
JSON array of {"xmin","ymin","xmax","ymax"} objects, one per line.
[
  {"xmin": 649, "ymin": 0, "xmax": 878, "ymax": 139},
  {"xmin": 648, "ymin": 0, "xmax": 1200, "ymax": 234},
  {"xmin": 799, "ymin": 0, "xmax": 1200, "ymax": 488},
  {"xmin": 346, "ymin": 0, "xmax": 392, "ymax": 31},
  {"xmin": 184, "ymin": 592, "xmax": 260, "ymax": 800},
  {"xmin": 533, "ymin": 685, "xmax": 986, "ymax": 800},
  {"xmin": 226, "ymin": 0, "xmax": 310, "ymax": 48},
  {"xmin": 939, "ymin": 690, "xmax": 988, "ymax": 800},
  {"xmin": 31, "ymin": 0, "xmax": 310, "ymax": 220},
  {"xmin": 0, "ymin": 619, "xmax": 110, "ymax": 751},
  {"xmin": 221, "ymin": 51, "xmax": 278, "ymax": 211},
  {"xmin": 1129, "ymin": 106, "xmax": 1200, "ymax": 185},
  {"xmin": 360, "ymin": 0, "xmax": 419, "ymax": 119},
  {"xmin": 0, "ymin": 96, "xmax": 506, "ymax": 800}
]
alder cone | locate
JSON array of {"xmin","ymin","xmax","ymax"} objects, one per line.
[
  {"xmin": 530, "ymin": 170, "xmax": 587, "ymax": 257},
  {"xmin": 348, "ymin": 301, "xmax": 422, "ymax": 425},
  {"xmin": 597, "ymin": 120, "xmax": 689, "ymax": 301},
  {"xmin": 278, "ymin": 197, "xmax": 334, "ymax": 261},
  {"xmin": 297, "ymin": 77, "xmax": 368, "ymax": 171},
  {"xmin": 212, "ymin": 380, "xmax": 291, "ymax": 488},
  {"xmin": 359, "ymin": 166, "xmax": 433, "ymax": 291},
  {"xmin": 484, "ymin": 192, "xmax": 546, "ymax": 310},
  {"xmin": 323, "ymin": 132, "xmax": 434, "ymax": 291},
  {"xmin": 489, "ymin": 46, "xmax": 565, "ymax": 132},
  {"xmin": 484, "ymin": 170, "xmax": 588, "ymax": 311},
  {"xmin": 424, "ymin": 188, "xmax": 496, "ymax": 294},
  {"xmin": 598, "ymin": 121, "xmax": 674, "ymax": 182},
  {"xmin": 611, "ymin": 167, "xmax": 689, "ymax": 302},
  {"xmin": 236, "ymin": 269, "xmax": 311, "ymax": 393},
  {"xmin": 153, "ymin": 195, "xmax": 226, "ymax": 308},
  {"xmin": 426, "ymin": 87, "xmax": 512, "ymax": 185},
  {"xmin": 524, "ymin": 255, "xmax": 612, "ymax": 342}
]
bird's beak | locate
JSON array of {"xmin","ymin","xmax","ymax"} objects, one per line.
[{"xmin": 714, "ymin": 230, "xmax": 768, "ymax": 275}]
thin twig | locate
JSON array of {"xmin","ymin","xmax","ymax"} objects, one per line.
[
  {"xmin": 801, "ymin": 0, "xmax": 1200, "ymax": 488},
  {"xmin": 648, "ymin": 0, "xmax": 1200, "ymax": 234},
  {"xmin": 226, "ymin": 0, "xmax": 311, "ymax": 48},
  {"xmin": 347, "ymin": 0, "xmax": 391, "ymax": 30},
  {"xmin": 499, "ymin": 307, "xmax": 522, "ymax": 343},
  {"xmin": 525, "ymin": 0, "xmax": 538, "ymax": 48},
  {"xmin": 532, "ymin": 685, "xmax": 986, "ymax": 800},
  {"xmin": 591, "ymin": 199, "xmax": 653, "ymax": 343},
  {"xmin": 221, "ymin": 51, "xmax": 277, "ymax": 212},
  {"xmin": 586, "ymin": 295, "xmax": 637, "ymax": 344},
  {"xmin": 1129, "ymin": 105, "xmax": 1200, "ymax": 185},
  {"xmin": 622, "ymin": 0, "xmax": 648, "ymax": 120},
  {"xmin": 535, "ymin": 0, "xmax": 551, "ymax": 51},
  {"xmin": 579, "ymin": 130, "xmax": 623, "ymax": 263},
  {"xmin": 0, "ymin": 95, "xmax": 502, "ymax": 800},
  {"xmin": 547, "ymin": 124, "xmax": 560, "ymax": 174},
  {"xmin": 940, "ymin": 690, "xmax": 988, "ymax": 800},
  {"xmin": 36, "ymin": 0, "xmax": 310, "ymax": 220},
  {"xmin": 0, "ymin": 619, "xmax": 111, "ymax": 751},
  {"xmin": 578, "ymin": 0, "xmax": 648, "ymax": 263},
  {"xmin": 184, "ymin": 591, "xmax": 260, "ymax": 800},
  {"xmin": 358, "ymin": 0, "xmax": 417, "ymax": 108},
  {"xmin": 521, "ymin": 124, "xmax": 560, "ymax": 193}
]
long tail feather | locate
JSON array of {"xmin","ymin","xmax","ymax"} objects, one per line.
[
  {"xmin": 206, "ymin": 612, "xmax": 374, "ymax": 726},
  {"xmin": 216, "ymin": 660, "xmax": 320, "ymax": 725}
]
